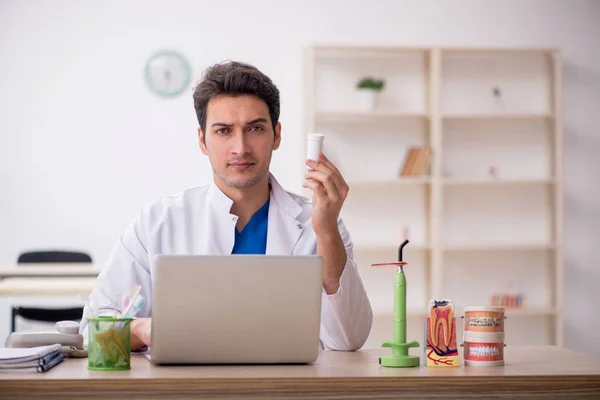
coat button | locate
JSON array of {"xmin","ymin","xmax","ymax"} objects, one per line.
[{"xmin": 297, "ymin": 224, "xmax": 302, "ymax": 229}]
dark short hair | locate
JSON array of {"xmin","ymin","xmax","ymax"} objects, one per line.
[{"xmin": 193, "ymin": 61, "xmax": 280, "ymax": 136}]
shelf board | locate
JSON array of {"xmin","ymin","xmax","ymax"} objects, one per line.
[
  {"xmin": 313, "ymin": 46, "xmax": 555, "ymax": 57},
  {"xmin": 374, "ymin": 310, "xmax": 428, "ymax": 318},
  {"xmin": 355, "ymin": 244, "xmax": 430, "ymax": 253},
  {"xmin": 315, "ymin": 111, "xmax": 428, "ymax": 123},
  {"xmin": 443, "ymin": 243, "xmax": 555, "ymax": 252},
  {"xmin": 443, "ymin": 113, "xmax": 553, "ymax": 120},
  {"xmin": 443, "ymin": 178, "xmax": 555, "ymax": 186},
  {"xmin": 442, "ymin": 47, "xmax": 555, "ymax": 55},
  {"xmin": 357, "ymin": 244, "xmax": 553, "ymax": 252},
  {"xmin": 314, "ymin": 45, "xmax": 428, "ymax": 56},
  {"xmin": 374, "ymin": 307, "xmax": 556, "ymax": 319},
  {"xmin": 349, "ymin": 177, "xmax": 431, "ymax": 186},
  {"xmin": 505, "ymin": 307, "xmax": 557, "ymax": 317}
]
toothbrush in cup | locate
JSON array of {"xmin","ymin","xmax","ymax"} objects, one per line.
[{"xmin": 120, "ymin": 284, "xmax": 141, "ymax": 318}]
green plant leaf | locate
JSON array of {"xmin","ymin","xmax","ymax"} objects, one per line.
[{"xmin": 356, "ymin": 76, "xmax": 385, "ymax": 90}]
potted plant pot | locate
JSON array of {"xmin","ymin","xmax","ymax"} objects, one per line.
[
  {"xmin": 357, "ymin": 88, "xmax": 377, "ymax": 111},
  {"xmin": 356, "ymin": 76, "xmax": 384, "ymax": 112}
]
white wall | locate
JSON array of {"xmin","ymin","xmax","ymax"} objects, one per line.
[{"xmin": 1, "ymin": 0, "xmax": 599, "ymax": 354}]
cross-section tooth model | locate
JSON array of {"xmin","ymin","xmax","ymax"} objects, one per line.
[{"xmin": 424, "ymin": 299, "xmax": 460, "ymax": 367}]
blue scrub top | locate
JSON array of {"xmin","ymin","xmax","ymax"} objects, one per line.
[{"xmin": 231, "ymin": 199, "xmax": 270, "ymax": 254}]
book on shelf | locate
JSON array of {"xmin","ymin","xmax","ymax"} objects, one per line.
[{"xmin": 400, "ymin": 147, "xmax": 432, "ymax": 177}]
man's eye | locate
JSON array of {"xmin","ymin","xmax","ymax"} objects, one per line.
[
  {"xmin": 216, "ymin": 128, "xmax": 229, "ymax": 134},
  {"xmin": 249, "ymin": 125, "xmax": 264, "ymax": 132}
]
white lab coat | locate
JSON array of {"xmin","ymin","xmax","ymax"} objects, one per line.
[{"xmin": 79, "ymin": 173, "xmax": 373, "ymax": 351}]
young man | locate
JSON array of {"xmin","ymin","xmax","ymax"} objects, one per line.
[{"xmin": 79, "ymin": 61, "xmax": 373, "ymax": 351}]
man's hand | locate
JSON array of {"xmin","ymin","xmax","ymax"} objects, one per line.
[
  {"xmin": 303, "ymin": 153, "xmax": 349, "ymax": 236},
  {"xmin": 131, "ymin": 317, "xmax": 152, "ymax": 351},
  {"xmin": 304, "ymin": 153, "xmax": 349, "ymax": 294}
]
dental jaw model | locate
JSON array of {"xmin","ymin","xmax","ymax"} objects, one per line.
[{"xmin": 425, "ymin": 299, "xmax": 460, "ymax": 367}]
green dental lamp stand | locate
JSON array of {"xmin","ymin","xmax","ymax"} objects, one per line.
[{"xmin": 372, "ymin": 239, "xmax": 420, "ymax": 367}]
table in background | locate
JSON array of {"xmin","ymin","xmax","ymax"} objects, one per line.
[
  {"xmin": 0, "ymin": 346, "xmax": 599, "ymax": 399},
  {"xmin": 0, "ymin": 264, "xmax": 101, "ymax": 280},
  {"xmin": 0, "ymin": 264, "xmax": 98, "ymax": 296},
  {"xmin": 0, "ymin": 265, "xmax": 99, "ymax": 339}
]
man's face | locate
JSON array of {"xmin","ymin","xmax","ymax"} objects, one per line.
[{"xmin": 199, "ymin": 94, "xmax": 281, "ymax": 189}]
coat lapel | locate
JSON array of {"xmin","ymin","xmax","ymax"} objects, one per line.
[
  {"xmin": 266, "ymin": 174, "xmax": 304, "ymax": 255},
  {"xmin": 206, "ymin": 182, "xmax": 236, "ymax": 255}
]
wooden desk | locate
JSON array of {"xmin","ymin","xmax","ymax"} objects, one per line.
[{"xmin": 1, "ymin": 346, "xmax": 599, "ymax": 399}]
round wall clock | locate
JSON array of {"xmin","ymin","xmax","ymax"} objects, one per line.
[{"xmin": 144, "ymin": 50, "xmax": 191, "ymax": 97}]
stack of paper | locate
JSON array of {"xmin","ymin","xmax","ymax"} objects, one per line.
[{"xmin": 0, "ymin": 344, "xmax": 64, "ymax": 372}]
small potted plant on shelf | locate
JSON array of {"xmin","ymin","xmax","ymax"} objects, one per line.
[{"xmin": 356, "ymin": 76, "xmax": 385, "ymax": 111}]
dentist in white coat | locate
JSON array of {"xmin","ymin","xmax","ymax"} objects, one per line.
[{"xmin": 80, "ymin": 61, "xmax": 373, "ymax": 351}]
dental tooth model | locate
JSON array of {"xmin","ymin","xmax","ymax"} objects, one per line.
[{"xmin": 424, "ymin": 299, "xmax": 460, "ymax": 367}]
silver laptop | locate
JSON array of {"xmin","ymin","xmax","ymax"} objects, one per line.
[{"xmin": 148, "ymin": 254, "xmax": 323, "ymax": 365}]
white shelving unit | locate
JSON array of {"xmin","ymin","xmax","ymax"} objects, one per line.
[{"xmin": 304, "ymin": 46, "xmax": 563, "ymax": 348}]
